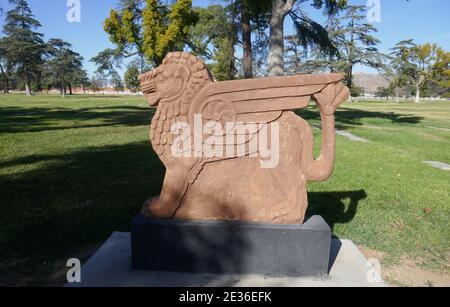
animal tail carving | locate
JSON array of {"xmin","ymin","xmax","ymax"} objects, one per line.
[{"xmin": 301, "ymin": 81, "xmax": 350, "ymax": 182}]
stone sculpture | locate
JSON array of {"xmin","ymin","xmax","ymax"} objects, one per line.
[{"xmin": 139, "ymin": 52, "xmax": 349, "ymax": 224}]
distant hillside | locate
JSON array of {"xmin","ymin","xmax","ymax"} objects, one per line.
[{"xmin": 353, "ymin": 73, "xmax": 391, "ymax": 94}]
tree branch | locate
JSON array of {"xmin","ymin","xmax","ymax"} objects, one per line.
[{"xmin": 283, "ymin": 0, "xmax": 297, "ymax": 13}]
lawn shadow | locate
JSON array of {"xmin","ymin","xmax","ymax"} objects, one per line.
[
  {"xmin": 0, "ymin": 138, "xmax": 253, "ymax": 284},
  {"xmin": 0, "ymin": 105, "xmax": 154, "ymax": 133},
  {"xmin": 297, "ymin": 107, "xmax": 424, "ymax": 129},
  {"xmin": 0, "ymin": 141, "xmax": 164, "ymax": 261}
]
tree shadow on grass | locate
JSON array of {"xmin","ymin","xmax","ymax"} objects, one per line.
[
  {"xmin": 297, "ymin": 107, "xmax": 424, "ymax": 129},
  {"xmin": 0, "ymin": 106, "xmax": 155, "ymax": 133},
  {"xmin": 0, "ymin": 141, "xmax": 164, "ymax": 261},
  {"xmin": 0, "ymin": 140, "xmax": 252, "ymax": 285}
]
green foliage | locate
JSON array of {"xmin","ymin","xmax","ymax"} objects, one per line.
[
  {"xmin": 375, "ymin": 86, "xmax": 393, "ymax": 99},
  {"xmin": 124, "ymin": 64, "xmax": 141, "ymax": 92},
  {"xmin": 290, "ymin": 10, "xmax": 338, "ymax": 58},
  {"xmin": 210, "ymin": 37, "xmax": 235, "ymax": 81},
  {"xmin": 350, "ymin": 84, "xmax": 364, "ymax": 97},
  {"xmin": 143, "ymin": 0, "xmax": 198, "ymax": 65},
  {"xmin": 90, "ymin": 48, "xmax": 123, "ymax": 77},
  {"xmin": 188, "ymin": 5, "xmax": 236, "ymax": 80},
  {"xmin": 111, "ymin": 71, "xmax": 125, "ymax": 92},
  {"xmin": 104, "ymin": 0, "xmax": 144, "ymax": 54},
  {"xmin": 390, "ymin": 40, "xmax": 449, "ymax": 101},
  {"xmin": 102, "ymin": 0, "xmax": 197, "ymax": 67},
  {"xmin": 188, "ymin": 5, "xmax": 230, "ymax": 59},
  {"xmin": 0, "ymin": 37, "xmax": 15, "ymax": 93},
  {"xmin": 318, "ymin": 5, "xmax": 387, "ymax": 88},
  {"xmin": 43, "ymin": 39, "xmax": 84, "ymax": 95}
]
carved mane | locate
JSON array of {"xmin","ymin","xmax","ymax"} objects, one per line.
[
  {"xmin": 140, "ymin": 52, "xmax": 212, "ymax": 105},
  {"xmin": 142, "ymin": 52, "xmax": 213, "ymax": 156}
]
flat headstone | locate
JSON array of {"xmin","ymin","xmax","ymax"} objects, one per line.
[
  {"xmin": 312, "ymin": 125, "xmax": 369, "ymax": 142},
  {"xmin": 423, "ymin": 161, "xmax": 450, "ymax": 171},
  {"xmin": 425, "ymin": 126, "xmax": 450, "ymax": 132},
  {"xmin": 66, "ymin": 232, "xmax": 385, "ymax": 287},
  {"xmin": 336, "ymin": 130, "xmax": 369, "ymax": 142}
]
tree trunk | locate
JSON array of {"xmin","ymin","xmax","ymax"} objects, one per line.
[
  {"xmin": 24, "ymin": 69, "xmax": 32, "ymax": 96},
  {"xmin": 415, "ymin": 82, "xmax": 420, "ymax": 103},
  {"xmin": 268, "ymin": 0, "xmax": 296, "ymax": 77},
  {"xmin": 25, "ymin": 83, "xmax": 31, "ymax": 96},
  {"xmin": 227, "ymin": 35, "xmax": 236, "ymax": 80},
  {"xmin": 241, "ymin": 0, "xmax": 253, "ymax": 79},
  {"xmin": 395, "ymin": 87, "xmax": 399, "ymax": 103},
  {"xmin": 346, "ymin": 64, "xmax": 353, "ymax": 90},
  {"xmin": 69, "ymin": 83, "xmax": 73, "ymax": 95},
  {"xmin": 4, "ymin": 77, "xmax": 9, "ymax": 94},
  {"xmin": 0, "ymin": 64, "xmax": 9, "ymax": 94}
]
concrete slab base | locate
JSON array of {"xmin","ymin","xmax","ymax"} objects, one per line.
[{"xmin": 67, "ymin": 232, "xmax": 386, "ymax": 287}]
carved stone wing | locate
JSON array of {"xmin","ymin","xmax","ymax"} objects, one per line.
[{"xmin": 188, "ymin": 73, "xmax": 346, "ymax": 158}]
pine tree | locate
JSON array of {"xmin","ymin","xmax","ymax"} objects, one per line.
[
  {"xmin": 43, "ymin": 39, "xmax": 84, "ymax": 96},
  {"xmin": 2, "ymin": 0, "xmax": 44, "ymax": 96},
  {"xmin": 111, "ymin": 71, "xmax": 125, "ymax": 93},
  {"xmin": 330, "ymin": 5, "xmax": 387, "ymax": 90},
  {"xmin": 188, "ymin": 5, "xmax": 237, "ymax": 80},
  {"xmin": 304, "ymin": 5, "xmax": 387, "ymax": 91}
]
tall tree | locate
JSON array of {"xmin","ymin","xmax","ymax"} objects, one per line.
[
  {"xmin": 2, "ymin": 0, "xmax": 44, "ymax": 96},
  {"xmin": 240, "ymin": 0, "xmax": 253, "ymax": 78},
  {"xmin": 268, "ymin": 0, "xmax": 296, "ymax": 76},
  {"xmin": 268, "ymin": 0, "xmax": 347, "ymax": 76},
  {"xmin": 327, "ymin": 5, "xmax": 387, "ymax": 90},
  {"xmin": 389, "ymin": 39, "xmax": 416, "ymax": 103}
]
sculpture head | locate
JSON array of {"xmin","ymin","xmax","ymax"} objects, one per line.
[{"xmin": 140, "ymin": 52, "xmax": 212, "ymax": 106}]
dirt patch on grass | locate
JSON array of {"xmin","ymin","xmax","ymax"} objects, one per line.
[{"xmin": 359, "ymin": 246, "xmax": 450, "ymax": 287}]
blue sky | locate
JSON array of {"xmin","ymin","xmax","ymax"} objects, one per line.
[{"xmin": 1, "ymin": 0, "xmax": 449, "ymax": 75}]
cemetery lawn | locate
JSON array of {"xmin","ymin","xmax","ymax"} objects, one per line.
[{"xmin": 0, "ymin": 94, "xmax": 449, "ymax": 286}]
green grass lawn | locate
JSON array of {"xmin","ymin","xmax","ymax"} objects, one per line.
[{"xmin": 0, "ymin": 94, "xmax": 449, "ymax": 285}]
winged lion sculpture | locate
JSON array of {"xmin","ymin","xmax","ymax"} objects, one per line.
[{"xmin": 139, "ymin": 52, "xmax": 349, "ymax": 224}]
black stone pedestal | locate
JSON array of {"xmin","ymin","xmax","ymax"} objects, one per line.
[{"xmin": 131, "ymin": 214, "xmax": 331, "ymax": 277}]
